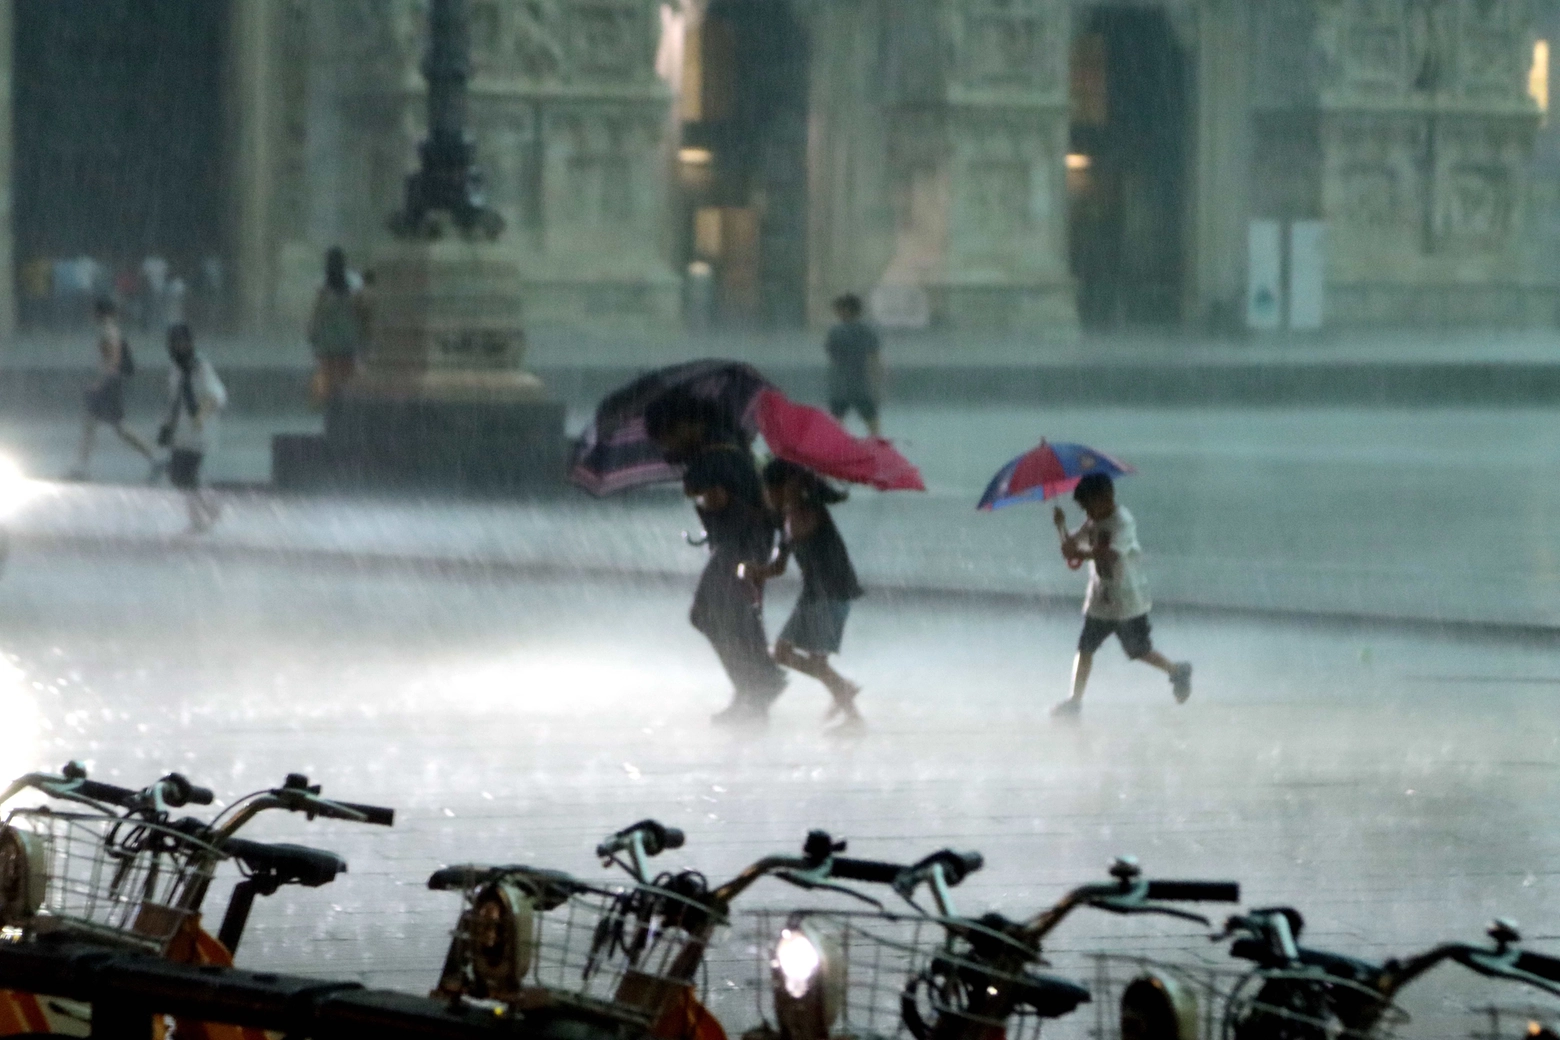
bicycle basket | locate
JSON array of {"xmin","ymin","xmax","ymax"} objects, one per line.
[
  {"xmin": 1219, "ymin": 963, "xmax": 1409, "ymax": 1040},
  {"xmin": 748, "ymin": 909, "xmax": 1087, "ymax": 1040},
  {"xmin": 0, "ymin": 807, "xmax": 218, "ymax": 954},
  {"xmin": 443, "ymin": 871, "xmax": 726, "ymax": 1027}
]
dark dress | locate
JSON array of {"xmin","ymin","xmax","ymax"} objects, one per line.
[
  {"xmin": 682, "ymin": 442, "xmax": 787, "ymax": 709},
  {"xmin": 779, "ymin": 509, "xmax": 863, "ymax": 654}
]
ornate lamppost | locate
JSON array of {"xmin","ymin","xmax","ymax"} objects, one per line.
[
  {"xmin": 388, "ymin": 0, "xmax": 504, "ymax": 241},
  {"xmin": 329, "ymin": 0, "xmax": 560, "ymax": 491}
]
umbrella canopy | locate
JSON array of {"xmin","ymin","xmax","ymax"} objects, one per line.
[
  {"xmin": 569, "ymin": 359, "xmax": 773, "ymax": 496},
  {"xmin": 977, "ymin": 440, "xmax": 1134, "ymax": 510},
  {"xmin": 754, "ymin": 389, "xmax": 925, "ymax": 491}
]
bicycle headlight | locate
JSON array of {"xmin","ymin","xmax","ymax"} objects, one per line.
[
  {"xmin": 1120, "ymin": 971, "xmax": 1198, "ymax": 1040},
  {"xmin": 773, "ymin": 921, "xmax": 844, "ymax": 1038},
  {"xmin": 465, "ymin": 880, "xmax": 535, "ymax": 1001},
  {"xmin": 0, "ymin": 825, "xmax": 46, "ymax": 927}
]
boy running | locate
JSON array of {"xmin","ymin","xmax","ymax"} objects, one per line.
[{"xmin": 1051, "ymin": 473, "xmax": 1190, "ymax": 716}]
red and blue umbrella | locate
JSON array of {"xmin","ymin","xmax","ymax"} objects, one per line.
[{"xmin": 977, "ymin": 440, "xmax": 1134, "ymax": 511}]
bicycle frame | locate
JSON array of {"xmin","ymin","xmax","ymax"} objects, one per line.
[{"xmin": 0, "ymin": 763, "xmax": 393, "ymax": 1040}]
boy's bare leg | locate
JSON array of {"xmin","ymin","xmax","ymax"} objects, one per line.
[
  {"xmin": 111, "ymin": 422, "xmax": 156, "ymax": 462},
  {"xmin": 867, "ymin": 416, "xmax": 881, "ymax": 438},
  {"xmin": 1053, "ymin": 652, "xmax": 1093, "ymax": 716},
  {"xmin": 1137, "ymin": 650, "xmax": 1175, "ymax": 674},
  {"xmin": 70, "ymin": 417, "xmax": 98, "ymax": 477},
  {"xmin": 775, "ymin": 642, "xmax": 862, "ymax": 719}
]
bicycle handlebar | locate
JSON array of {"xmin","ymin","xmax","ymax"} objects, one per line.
[
  {"xmin": 1143, "ymin": 880, "xmax": 1240, "ymax": 902},
  {"xmin": 828, "ymin": 858, "xmax": 904, "ymax": 884},
  {"xmin": 596, "ymin": 819, "xmax": 684, "ymax": 859}
]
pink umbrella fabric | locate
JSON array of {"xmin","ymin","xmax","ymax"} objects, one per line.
[{"xmin": 754, "ymin": 388, "xmax": 925, "ymax": 491}]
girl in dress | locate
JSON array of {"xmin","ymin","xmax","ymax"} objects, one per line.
[{"xmin": 756, "ymin": 459, "xmax": 865, "ymax": 727}]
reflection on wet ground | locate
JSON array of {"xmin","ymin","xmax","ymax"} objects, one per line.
[{"xmin": 1, "ymin": 545, "xmax": 1556, "ymax": 1034}]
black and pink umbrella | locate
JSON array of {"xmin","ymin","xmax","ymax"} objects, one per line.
[{"xmin": 569, "ymin": 359, "xmax": 772, "ymax": 496}]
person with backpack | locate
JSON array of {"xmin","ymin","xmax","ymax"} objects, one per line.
[
  {"xmin": 68, "ymin": 298, "xmax": 158, "ymax": 481},
  {"xmin": 159, "ymin": 323, "xmax": 228, "ymax": 534}
]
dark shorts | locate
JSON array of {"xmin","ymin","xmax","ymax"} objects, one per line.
[
  {"xmin": 85, "ymin": 378, "xmax": 126, "ymax": 424},
  {"xmin": 829, "ymin": 390, "xmax": 879, "ymax": 424},
  {"xmin": 1078, "ymin": 613, "xmax": 1153, "ymax": 659},
  {"xmin": 779, "ymin": 598, "xmax": 851, "ymax": 655},
  {"xmin": 169, "ymin": 449, "xmax": 203, "ymax": 490}
]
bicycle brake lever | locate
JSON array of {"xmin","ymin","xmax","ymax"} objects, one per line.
[
  {"xmin": 773, "ymin": 869, "xmax": 886, "ymax": 911},
  {"xmin": 1092, "ymin": 897, "xmax": 1211, "ymax": 928}
]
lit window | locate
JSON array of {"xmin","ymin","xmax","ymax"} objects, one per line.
[
  {"xmin": 679, "ymin": 147, "xmax": 714, "ymax": 165},
  {"xmin": 1531, "ymin": 39, "xmax": 1549, "ymax": 123},
  {"xmin": 1065, "ymin": 153, "xmax": 1092, "ymax": 172}
]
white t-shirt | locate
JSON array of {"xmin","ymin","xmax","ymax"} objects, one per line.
[
  {"xmin": 1081, "ymin": 505, "xmax": 1152, "ymax": 620},
  {"xmin": 166, "ymin": 357, "xmax": 228, "ymax": 454}
]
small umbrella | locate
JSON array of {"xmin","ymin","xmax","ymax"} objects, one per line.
[
  {"xmin": 754, "ymin": 389, "xmax": 925, "ymax": 491},
  {"xmin": 570, "ymin": 359, "xmax": 772, "ymax": 496},
  {"xmin": 977, "ymin": 439, "xmax": 1134, "ymax": 511}
]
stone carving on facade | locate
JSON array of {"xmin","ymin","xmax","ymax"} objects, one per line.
[
  {"xmin": 567, "ymin": 0, "xmax": 656, "ymax": 84},
  {"xmin": 953, "ymin": 0, "xmax": 1062, "ymax": 95}
]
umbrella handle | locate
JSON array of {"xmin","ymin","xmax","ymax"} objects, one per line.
[{"xmin": 683, "ymin": 529, "xmax": 709, "ymax": 547}]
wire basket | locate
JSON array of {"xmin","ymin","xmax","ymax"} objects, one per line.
[
  {"xmin": 1083, "ymin": 953, "xmax": 1412, "ymax": 1040},
  {"xmin": 746, "ymin": 908, "xmax": 1083, "ymax": 1040},
  {"xmin": 1443, "ymin": 999, "xmax": 1560, "ymax": 1040},
  {"xmin": 446, "ymin": 871, "xmax": 727, "ymax": 1027},
  {"xmin": 0, "ymin": 807, "xmax": 218, "ymax": 954}
]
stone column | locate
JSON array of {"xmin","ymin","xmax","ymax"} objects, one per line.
[
  {"xmin": 803, "ymin": 0, "xmax": 898, "ymax": 324},
  {"xmin": 859, "ymin": 0, "xmax": 1078, "ymax": 336},
  {"xmin": 1187, "ymin": 0, "xmax": 1252, "ymax": 328},
  {"xmin": 226, "ymin": 0, "xmax": 279, "ymax": 332},
  {"xmin": 0, "ymin": 0, "xmax": 15, "ymax": 337}
]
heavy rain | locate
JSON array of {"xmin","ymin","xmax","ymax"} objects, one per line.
[{"xmin": 0, "ymin": 3, "xmax": 1558, "ymax": 1040}]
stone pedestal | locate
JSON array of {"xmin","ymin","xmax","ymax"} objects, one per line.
[{"xmin": 272, "ymin": 239, "xmax": 567, "ymax": 494}]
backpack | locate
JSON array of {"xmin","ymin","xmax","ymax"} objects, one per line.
[{"xmin": 117, "ymin": 338, "xmax": 135, "ymax": 377}]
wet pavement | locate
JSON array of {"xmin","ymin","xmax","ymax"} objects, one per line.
[
  {"xmin": 6, "ymin": 402, "xmax": 1560, "ymax": 627},
  {"xmin": 1, "ymin": 542, "xmax": 1558, "ymax": 1035}
]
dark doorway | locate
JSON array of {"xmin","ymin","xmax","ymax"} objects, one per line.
[
  {"xmin": 1067, "ymin": 8, "xmax": 1189, "ymax": 328},
  {"xmin": 14, "ymin": 0, "xmax": 228, "ymax": 329},
  {"xmin": 678, "ymin": 0, "xmax": 809, "ymax": 327}
]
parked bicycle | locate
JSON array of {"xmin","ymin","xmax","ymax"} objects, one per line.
[
  {"xmin": 751, "ymin": 850, "xmax": 1239, "ymax": 1040},
  {"xmin": 0, "ymin": 761, "xmax": 394, "ymax": 1038},
  {"xmin": 430, "ymin": 822, "xmax": 955, "ymax": 1040},
  {"xmin": 1214, "ymin": 907, "xmax": 1560, "ymax": 1040}
]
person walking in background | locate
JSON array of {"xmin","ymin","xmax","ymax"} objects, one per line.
[
  {"xmin": 1050, "ymin": 473, "xmax": 1191, "ymax": 717},
  {"xmin": 68, "ymin": 299, "xmax": 157, "ymax": 481},
  {"xmin": 645, "ymin": 388, "xmax": 788, "ymax": 727},
  {"xmin": 159, "ymin": 323, "xmax": 227, "ymax": 534},
  {"xmin": 825, "ymin": 293, "xmax": 884, "ymax": 437},
  {"xmin": 754, "ymin": 459, "xmax": 865, "ymax": 730},
  {"xmin": 307, "ymin": 246, "xmax": 366, "ymax": 408}
]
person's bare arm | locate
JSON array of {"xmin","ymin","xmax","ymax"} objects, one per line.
[
  {"xmin": 690, "ymin": 484, "xmax": 730, "ymax": 513},
  {"xmin": 1053, "ymin": 506, "xmax": 1086, "ymax": 563}
]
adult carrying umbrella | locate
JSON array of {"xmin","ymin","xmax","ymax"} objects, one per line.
[
  {"xmin": 753, "ymin": 389, "xmax": 924, "ymax": 492},
  {"xmin": 977, "ymin": 439, "xmax": 1133, "ymax": 511},
  {"xmin": 570, "ymin": 359, "xmax": 772, "ymax": 495}
]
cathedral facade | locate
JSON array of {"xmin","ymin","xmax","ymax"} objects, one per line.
[{"xmin": 2, "ymin": 0, "xmax": 1553, "ymax": 337}]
